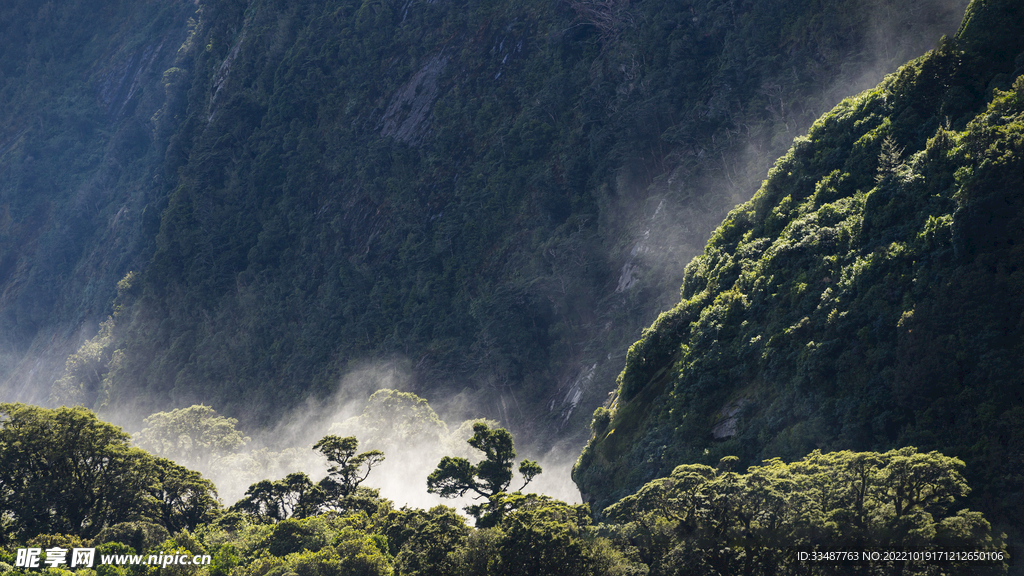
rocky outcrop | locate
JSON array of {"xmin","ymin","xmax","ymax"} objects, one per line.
[{"xmin": 379, "ymin": 54, "xmax": 448, "ymax": 145}]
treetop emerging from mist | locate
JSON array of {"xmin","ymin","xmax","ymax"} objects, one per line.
[
  {"xmin": 314, "ymin": 435, "xmax": 385, "ymax": 499},
  {"xmin": 427, "ymin": 422, "xmax": 542, "ymax": 525},
  {"xmin": 0, "ymin": 403, "xmax": 1007, "ymax": 574},
  {"xmin": 232, "ymin": 434, "xmax": 386, "ymax": 521},
  {"xmin": 134, "ymin": 404, "xmax": 250, "ymax": 468},
  {"xmin": 330, "ymin": 389, "xmax": 448, "ymax": 453}
]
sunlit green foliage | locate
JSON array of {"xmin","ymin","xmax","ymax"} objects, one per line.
[
  {"xmin": 2, "ymin": 0, "xmax": 1020, "ymax": 571},
  {"xmin": 19, "ymin": 0, "xmax": 966, "ymax": 452},
  {"xmin": 392, "ymin": 506, "xmax": 469, "ymax": 576},
  {"xmin": 602, "ymin": 449, "xmax": 1005, "ymax": 574},
  {"xmin": 574, "ymin": 0, "xmax": 1024, "ymax": 539},
  {"xmin": 194, "ymin": 477, "xmax": 646, "ymax": 576},
  {"xmin": 492, "ymin": 498, "xmax": 594, "ymax": 576},
  {"xmin": 0, "ymin": 406, "xmax": 1006, "ymax": 575},
  {"xmin": 49, "ymin": 318, "xmax": 116, "ymax": 408},
  {"xmin": 0, "ymin": 404, "xmax": 219, "ymax": 544}
]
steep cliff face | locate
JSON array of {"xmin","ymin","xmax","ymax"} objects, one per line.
[
  {"xmin": 2, "ymin": 0, "xmax": 969, "ymax": 451},
  {"xmin": 0, "ymin": 0, "xmax": 195, "ymax": 402},
  {"xmin": 573, "ymin": 0, "xmax": 1024, "ymax": 526}
]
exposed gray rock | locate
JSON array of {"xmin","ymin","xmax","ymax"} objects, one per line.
[
  {"xmin": 711, "ymin": 398, "xmax": 748, "ymax": 439},
  {"xmin": 379, "ymin": 54, "xmax": 448, "ymax": 145}
]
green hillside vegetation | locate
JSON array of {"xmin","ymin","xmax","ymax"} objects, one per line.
[
  {"xmin": 0, "ymin": 0, "xmax": 194, "ymax": 397},
  {"xmin": 9, "ymin": 0, "xmax": 969, "ymax": 449},
  {"xmin": 4, "ymin": 0, "xmax": 1022, "ymax": 568},
  {"xmin": 0, "ymin": 404, "xmax": 1008, "ymax": 575},
  {"xmin": 573, "ymin": 0, "xmax": 1024, "ymax": 539}
]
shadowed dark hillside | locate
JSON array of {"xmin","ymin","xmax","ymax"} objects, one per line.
[
  {"xmin": 0, "ymin": 0, "xmax": 194, "ymax": 400},
  {"xmin": 1, "ymin": 0, "xmax": 968, "ymax": 453}
]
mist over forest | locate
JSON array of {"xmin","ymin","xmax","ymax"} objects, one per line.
[
  {"xmin": 1, "ymin": 0, "xmax": 1023, "ymax": 573},
  {"xmin": 0, "ymin": 0, "xmax": 969, "ymax": 447}
]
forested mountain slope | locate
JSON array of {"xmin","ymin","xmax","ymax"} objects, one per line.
[
  {"xmin": 574, "ymin": 0, "xmax": 1024, "ymax": 534},
  {"xmin": 0, "ymin": 0, "xmax": 195, "ymax": 400},
  {"xmin": 1, "ymin": 0, "xmax": 967, "ymax": 449}
]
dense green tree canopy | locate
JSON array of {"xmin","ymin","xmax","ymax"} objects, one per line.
[
  {"xmin": 0, "ymin": 404, "xmax": 1008, "ymax": 575},
  {"xmin": 0, "ymin": 403, "xmax": 219, "ymax": 543},
  {"xmin": 0, "ymin": 0, "xmax": 1020, "ymax": 572},
  {"xmin": 231, "ymin": 473, "xmax": 323, "ymax": 522},
  {"xmin": 574, "ymin": 0, "xmax": 1024, "ymax": 528},
  {"xmin": 603, "ymin": 448, "xmax": 1004, "ymax": 574},
  {"xmin": 151, "ymin": 457, "xmax": 222, "ymax": 532},
  {"xmin": 393, "ymin": 506, "xmax": 470, "ymax": 576}
]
